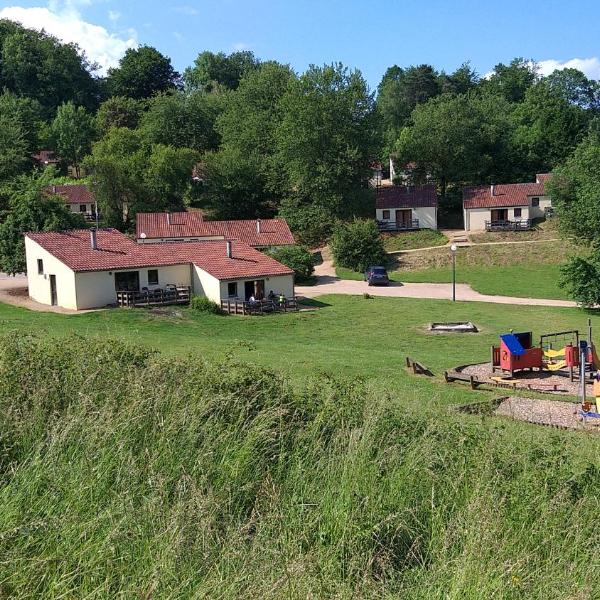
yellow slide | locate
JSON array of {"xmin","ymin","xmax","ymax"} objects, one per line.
[
  {"xmin": 546, "ymin": 360, "xmax": 567, "ymax": 371},
  {"xmin": 544, "ymin": 347, "xmax": 566, "ymax": 358}
]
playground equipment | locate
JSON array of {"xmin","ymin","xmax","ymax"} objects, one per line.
[{"xmin": 491, "ymin": 332, "xmax": 543, "ymax": 377}]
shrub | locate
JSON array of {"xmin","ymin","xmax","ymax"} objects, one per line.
[
  {"xmin": 190, "ymin": 295, "xmax": 223, "ymax": 314},
  {"xmin": 268, "ymin": 245, "xmax": 314, "ymax": 283},
  {"xmin": 331, "ymin": 219, "xmax": 387, "ymax": 272}
]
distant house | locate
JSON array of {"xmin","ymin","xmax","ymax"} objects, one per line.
[
  {"xmin": 45, "ymin": 184, "xmax": 97, "ymax": 221},
  {"xmin": 462, "ymin": 174, "xmax": 553, "ymax": 231},
  {"xmin": 375, "ymin": 185, "xmax": 438, "ymax": 230},
  {"xmin": 368, "ymin": 161, "xmax": 383, "ymax": 188},
  {"xmin": 135, "ymin": 212, "xmax": 295, "ymax": 249},
  {"xmin": 25, "ymin": 229, "xmax": 294, "ymax": 310},
  {"xmin": 33, "ymin": 150, "xmax": 60, "ymax": 168}
]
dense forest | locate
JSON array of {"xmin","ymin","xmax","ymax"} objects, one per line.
[{"xmin": 1, "ymin": 19, "xmax": 600, "ymax": 274}]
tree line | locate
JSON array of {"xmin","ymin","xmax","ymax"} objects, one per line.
[{"xmin": 1, "ymin": 19, "xmax": 600, "ymax": 276}]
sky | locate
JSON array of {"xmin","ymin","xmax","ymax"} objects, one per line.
[{"xmin": 1, "ymin": 0, "xmax": 600, "ymax": 88}]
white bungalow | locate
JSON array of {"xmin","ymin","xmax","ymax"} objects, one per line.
[
  {"xmin": 375, "ymin": 184, "xmax": 438, "ymax": 230},
  {"xmin": 463, "ymin": 174, "xmax": 553, "ymax": 231},
  {"xmin": 25, "ymin": 229, "xmax": 294, "ymax": 310}
]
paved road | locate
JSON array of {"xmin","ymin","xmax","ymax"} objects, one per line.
[{"xmin": 301, "ymin": 254, "xmax": 577, "ymax": 308}]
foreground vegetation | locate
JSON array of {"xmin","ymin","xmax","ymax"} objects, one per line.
[{"xmin": 0, "ymin": 322, "xmax": 599, "ymax": 598}]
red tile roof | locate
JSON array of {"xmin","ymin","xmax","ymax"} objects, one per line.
[
  {"xmin": 45, "ymin": 184, "xmax": 95, "ymax": 205},
  {"xmin": 26, "ymin": 229, "xmax": 293, "ymax": 280},
  {"xmin": 536, "ymin": 173, "xmax": 552, "ymax": 183},
  {"xmin": 135, "ymin": 213, "xmax": 295, "ymax": 247},
  {"xmin": 463, "ymin": 175, "xmax": 551, "ymax": 209},
  {"xmin": 376, "ymin": 185, "xmax": 438, "ymax": 209}
]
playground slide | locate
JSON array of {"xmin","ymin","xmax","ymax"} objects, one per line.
[{"xmin": 546, "ymin": 360, "xmax": 567, "ymax": 371}]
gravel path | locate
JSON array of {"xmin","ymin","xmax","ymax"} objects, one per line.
[{"xmin": 495, "ymin": 396, "xmax": 600, "ymax": 431}]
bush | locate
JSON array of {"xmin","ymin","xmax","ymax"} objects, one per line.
[
  {"xmin": 331, "ymin": 219, "xmax": 387, "ymax": 272},
  {"xmin": 268, "ymin": 245, "xmax": 314, "ymax": 283},
  {"xmin": 190, "ymin": 295, "xmax": 223, "ymax": 314}
]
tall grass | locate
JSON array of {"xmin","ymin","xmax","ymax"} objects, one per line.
[{"xmin": 0, "ymin": 333, "xmax": 598, "ymax": 598}]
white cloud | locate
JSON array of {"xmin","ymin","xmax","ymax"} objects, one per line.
[
  {"xmin": 108, "ymin": 10, "xmax": 120, "ymax": 23},
  {"xmin": 0, "ymin": 3, "xmax": 137, "ymax": 74},
  {"xmin": 537, "ymin": 57, "xmax": 600, "ymax": 80},
  {"xmin": 232, "ymin": 42, "xmax": 252, "ymax": 52}
]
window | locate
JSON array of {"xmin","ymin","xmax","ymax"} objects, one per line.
[
  {"xmin": 147, "ymin": 269, "xmax": 159, "ymax": 286},
  {"xmin": 531, "ymin": 197, "xmax": 540, "ymax": 207},
  {"xmin": 37, "ymin": 259, "xmax": 43, "ymax": 274},
  {"xmin": 228, "ymin": 282, "xmax": 238, "ymax": 297},
  {"xmin": 514, "ymin": 208, "xmax": 522, "ymax": 218},
  {"xmin": 114, "ymin": 271, "xmax": 140, "ymax": 292},
  {"xmin": 79, "ymin": 204, "xmax": 87, "ymax": 212},
  {"xmin": 382, "ymin": 210, "xmax": 390, "ymax": 219}
]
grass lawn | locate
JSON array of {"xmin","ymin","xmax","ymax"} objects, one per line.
[
  {"xmin": 382, "ymin": 228, "xmax": 447, "ymax": 252},
  {"xmin": 0, "ymin": 295, "xmax": 593, "ymax": 386}
]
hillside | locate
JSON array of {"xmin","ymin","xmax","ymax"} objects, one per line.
[{"xmin": 0, "ymin": 332, "xmax": 599, "ymax": 598}]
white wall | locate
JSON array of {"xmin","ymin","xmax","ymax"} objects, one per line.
[
  {"xmin": 375, "ymin": 207, "xmax": 438, "ymax": 230},
  {"xmin": 219, "ymin": 274, "xmax": 295, "ymax": 301},
  {"xmin": 529, "ymin": 195, "xmax": 552, "ymax": 219},
  {"xmin": 192, "ymin": 265, "xmax": 222, "ymax": 303},
  {"xmin": 464, "ymin": 206, "xmax": 530, "ymax": 231},
  {"xmin": 69, "ymin": 202, "xmax": 95, "ymax": 215},
  {"xmin": 25, "ymin": 237, "xmax": 78, "ymax": 309},
  {"xmin": 74, "ymin": 264, "xmax": 192, "ymax": 310}
]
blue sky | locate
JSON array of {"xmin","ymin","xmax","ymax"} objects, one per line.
[{"xmin": 1, "ymin": 0, "xmax": 600, "ymax": 87}]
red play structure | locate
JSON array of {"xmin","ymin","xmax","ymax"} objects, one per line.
[{"xmin": 492, "ymin": 332, "xmax": 543, "ymax": 376}]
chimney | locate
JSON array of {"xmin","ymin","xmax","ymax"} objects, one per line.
[
  {"xmin": 90, "ymin": 228, "xmax": 97, "ymax": 250},
  {"xmin": 226, "ymin": 240, "xmax": 232, "ymax": 258},
  {"xmin": 166, "ymin": 212, "xmax": 171, "ymax": 226},
  {"xmin": 256, "ymin": 219, "xmax": 261, "ymax": 234},
  {"xmin": 491, "ymin": 184, "xmax": 496, "ymax": 196}
]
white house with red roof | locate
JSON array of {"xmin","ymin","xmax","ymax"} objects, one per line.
[
  {"xmin": 45, "ymin": 184, "xmax": 97, "ymax": 220},
  {"xmin": 25, "ymin": 229, "xmax": 294, "ymax": 310},
  {"xmin": 462, "ymin": 174, "xmax": 552, "ymax": 231},
  {"xmin": 135, "ymin": 212, "xmax": 295, "ymax": 248},
  {"xmin": 375, "ymin": 185, "xmax": 438, "ymax": 230}
]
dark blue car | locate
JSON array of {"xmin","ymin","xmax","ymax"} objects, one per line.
[{"xmin": 364, "ymin": 266, "xmax": 390, "ymax": 286}]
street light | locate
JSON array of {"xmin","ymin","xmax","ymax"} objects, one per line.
[{"xmin": 450, "ymin": 243, "xmax": 458, "ymax": 302}]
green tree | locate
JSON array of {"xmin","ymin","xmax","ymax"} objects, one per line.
[
  {"xmin": 96, "ymin": 96, "xmax": 146, "ymax": 132},
  {"xmin": 330, "ymin": 219, "xmax": 386, "ymax": 272},
  {"xmin": 483, "ymin": 58, "xmax": 538, "ymax": 102},
  {"xmin": 545, "ymin": 68, "xmax": 600, "ymax": 110},
  {"xmin": 439, "ymin": 62, "xmax": 479, "ymax": 94},
  {"xmin": 276, "ymin": 63, "xmax": 378, "ymax": 216},
  {"xmin": 0, "ymin": 21, "xmax": 99, "ymax": 114},
  {"xmin": 277, "ymin": 199, "xmax": 336, "ymax": 247},
  {"xmin": 0, "ymin": 174, "xmax": 85, "ymax": 274},
  {"xmin": 106, "ymin": 46, "xmax": 179, "ymax": 99},
  {"xmin": 84, "ymin": 128, "xmax": 198, "ymax": 227},
  {"xmin": 184, "ymin": 50, "xmax": 259, "ymax": 92},
  {"xmin": 140, "ymin": 90, "xmax": 224, "ymax": 151},
  {"xmin": 50, "ymin": 102, "xmax": 96, "ymax": 178},
  {"xmin": 0, "ymin": 111, "xmax": 28, "ymax": 182},
  {"xmin": 512, "ymin": 81, "xmax": 589, "ymax": 174},
  {"xmin": 267, "ymin": 245, "xmax": 314, "ymax": 283},
  {"xmin": 395, "ymin": 92, "xmax": 515, "ymax": 196}
]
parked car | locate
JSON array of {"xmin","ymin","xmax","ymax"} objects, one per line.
[{"xmin": 364, "ymin": 266, "xmax": 390, "ymax": 286}]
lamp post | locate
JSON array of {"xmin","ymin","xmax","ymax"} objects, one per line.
[{"xmin": 451, "ymin": 243, "xmax": 458, "ymax": 302}]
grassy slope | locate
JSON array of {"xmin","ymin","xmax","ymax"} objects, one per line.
[
  {"xmin": 382, "ymin": 229, "xmax": 448, "ymax": 252},
  {"xmin": 0, "ymin": 303, "xmax": 599, "ymax": 597},
  {"xmin": 338, "ymin": 239, "xmax": 573, "ymax": 299}
]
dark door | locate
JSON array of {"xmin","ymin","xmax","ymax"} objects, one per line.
[
  {"xmin": 255, "ymin": 280, "xmax": 265, "ymax": 300},
  {"xmin": 49, "ymin": 275, "xmax": 57, "ymax": 306},
  {"xmin": 114, "ymin": 271, "xmax": 140, "ymax": 291},
  {"xmin": 396, "ymin": 209, "xmax": 412, "ymax": 228},
  {"xmin": 491, "ymin": 209, "xmax": 508, "ymax": 222},
  {"xmin": 245, "ymin": 280, "xmax": 255, "ymax": 300}
]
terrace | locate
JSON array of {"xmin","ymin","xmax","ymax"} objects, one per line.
[
  {"xmin": 484, "ymin": 219, "xmax": 532, "ymax": 232},
  {"xmin": 116, "ymin": 285, "xmax": 192, "ymax": 307},
  {"xmin": 220, "ymin": 296, "xmax": 300, "ymax": 315},
  {"xmin": 377, "ymin": 219, "xmax": 420, "ymax": 231}
]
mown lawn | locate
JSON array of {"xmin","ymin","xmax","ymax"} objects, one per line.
[
  {"xmin": 382, "ymin": 228, "xmax": 447, "ymax": 252},
  {"xmin": 0, "ymin": 294, "xmax": 592, "ymax": 382}
]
